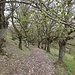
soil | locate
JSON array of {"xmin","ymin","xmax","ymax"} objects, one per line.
[{"xmin": 0, "ymin": 45, "xmax": 56, "ymax": 75}]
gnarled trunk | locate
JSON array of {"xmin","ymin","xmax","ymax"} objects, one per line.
[
  {"xmin": 59, "ymin": 40, "xmax": 66, "ymax": 63},
  {"xmin": 0, "ymin": 0, "xmax": 7, "ymax": 54}
]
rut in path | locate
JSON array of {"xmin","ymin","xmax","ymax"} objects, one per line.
[{"xmin": 7, "ymin": 46, "xmax": 56, "ymax": 75}]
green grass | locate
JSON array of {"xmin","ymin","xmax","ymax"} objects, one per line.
[
  {"xmin": 6, "ymin": 30, "xmax": 31, "ymax": 59},
  {"xmin": 48, "ymin": 48, "xmax": 75, "ymax": 75},
  {"xmin": 0, "ymin": 37, "xmax": 31, "ymax": 75},
  {"xmin": 65, "ymin": 54, "xmax": 75, "ymax": 75},
  {"xmin": 7, "ymin": 37, "xmax": 31, "ymax": 58},
  {"xmin": 5, "ymin": 31, "xmax": 75, "ymax": 75},
  {"xmin": 47, "ymin": 48, "xmax": 58, "ymax": 61}
]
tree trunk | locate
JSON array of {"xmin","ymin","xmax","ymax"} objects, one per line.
[
  {"xmin": 18, "ymin": 35, "xmax": 22, "ymax": 50},
  {"xmin": 47, "ymin": 40, "xmax": 50, "ymax": 52},
  {"xmin": 0, "ymin": 29, "xmax": 7, "ymax": 53},
  {"xmin": 41, "ymin": 42, "xmax": 43, "ymax": 49},
  {"xmin": 11, "ymin": 3, "xmax": 23, "ymax": 49},
  {"xmin": 0, "ymin": 29, "xmax": 7, "ymax": 40},
  {"xmin": 44, "ymin": 39, "xmax": 47, "ymax": 50},
  {"xmin": 36, "ymin": 25, "xmax": 40, "ymax": 48},
  {"xmin": 25, "ymin": 38, "xmax": 29, "ymax": 48},
  {"xmin": 0, "ymin": 0, "xmax": 7, "ymax": 54},
  {"xmin": 44, "ymin": 43, "xmax": 46, "ymax": 50},
  {"xmin": 47, "ymin": 38, "xmax": 50, "ymax": 52},
  {"xmin": 59, "ymin": 40, "xmax": 66, "ymax": 63},
  {"xmin": 38, "ymin": 41, "xmax": 40, "ymax": 48}
]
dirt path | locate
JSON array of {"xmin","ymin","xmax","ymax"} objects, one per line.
[
  {"xmin": 1, "ymin": 45, "xmax": 56, "ymax": 75},
  {"xmin": 11, "ymin": 45, "xmax": 56, "ymax": 75}
]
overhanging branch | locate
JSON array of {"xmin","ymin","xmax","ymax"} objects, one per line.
[
  {"xmin": 0, "ymin": 1, "xmax": 29, "ymax": 4},
  {"xmin": 1, "ymin": 0, "xmax": 75, "ymax": 28}
]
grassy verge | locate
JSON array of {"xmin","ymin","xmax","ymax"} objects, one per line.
[
  {"xmin": 0, "ymin": 37, "xmax": 31, "ymax": 75},
  {"xmin": 47, "ymin": 48, "xmax": 75, "ymax": 75},
  {"xmin": 65, "ymin": 54, "xmax": 75, "ymax": 75}
]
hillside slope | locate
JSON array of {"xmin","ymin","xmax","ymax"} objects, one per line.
[{"xmin": 0, "ymin": 38, "xmax": 31, "ymax": 75}]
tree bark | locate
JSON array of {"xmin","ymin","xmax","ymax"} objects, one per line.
[
  {"xmin": 44, "ymin": 43, "xmax": 46, "ymax": 50},
  {"xmin": 47, "ymin": 38, "xmax": 50, "ymax": 52},
  {"xmin": 59, "ymin": 40, "xmax": 66, "ymax": 63},
  {"xmin": 18, "ymin": 35, "xmax": 22, "ymax": 50},
  {"xmin": 47, "ymin": 41, "xmax": 50, "ymax": 52},
  {"xmin": 38, "ymin": 41, "xmax": 40, "ymax": 48},
  {"xmin": 36, "ymin": 25, "xmax": 41, "ymax": 48},
  {"xmin": 0, "ymin": 29, "xmax": 7, "ymax": 53},
  {"xmin": 11, "ymin": 3, "xmax": 23, "ymax": 50},
  {"xmin": 25, "ymin": 38, "xmax": 29, "ymax": 48},
  {"xmin": 41, "ymin": 42, "xmax": 43, "ymax": 49},
  {"xmin": 0, "ymin": 0, "xmax": 7, "ymax": 54}
]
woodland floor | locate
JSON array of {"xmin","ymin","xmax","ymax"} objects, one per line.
[
  {"xmin": 20, "ymin": 45, "xmax": 56, "ymax": 75},
  {"xmin": 0, "ymin": 41, "xmax": 56, "ymax": 75}
]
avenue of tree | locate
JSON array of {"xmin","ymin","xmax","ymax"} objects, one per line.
[{"xmin": 0, "ymin": 0, "xmax": 75, "ymax": 63}]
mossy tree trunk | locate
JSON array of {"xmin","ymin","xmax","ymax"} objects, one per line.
[
  {"xmin": 0, "ymin": 0, "xmax": 7, "ymax": 54},
  {"xmin": 11, "ymin": 3, "xmax": 23, "ymax": 50},
  {"xmin": 58, "ymin": 39, "xmax": 66, "ymax": 63}
]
